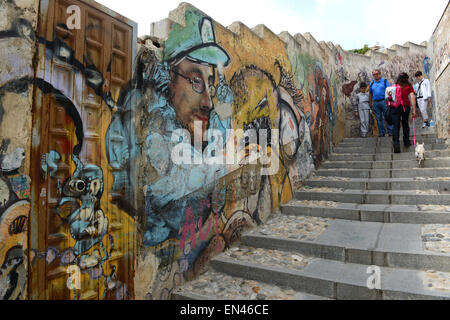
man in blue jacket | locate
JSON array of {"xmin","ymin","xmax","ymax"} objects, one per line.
[{"xmin": 369, "ymin": 69, "xmax": 393, "ymax": 137}]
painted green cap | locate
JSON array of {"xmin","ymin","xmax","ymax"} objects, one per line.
[{"xmin": 164, "ymin": 8, "xmax": 230, "ymax": 67}]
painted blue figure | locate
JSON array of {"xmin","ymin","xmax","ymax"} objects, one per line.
[
  {"xmin": 423, "ymin": 57, "xmax": 432, "ymax": 78},
  {"xmin": 106, "ymin": 8, "xmax": 234, "ymax": 248},
  {"xmin": 58, "ymin": 154, "xmax": 110, "ymax": 269},
  {"xmin": 142, "ymin": 9, "xmax": 233, "ymax": 247},
  {"xmin": 105, "ymin": 88, "xmax": 137, "ymax": 210}
]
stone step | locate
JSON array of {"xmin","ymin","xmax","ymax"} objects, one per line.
[
  {"xmin": 316, "ymin": 167, "xmax": 450, "ymax": 179},
  {"xmin": 333, "ymin": 144, "xmax": 448, "ymax": 154},
  {"xmin": 343, "ymin": 133, "xmax": 438, "ymax": 143},
  {"xmin": 321, "ymin": 158, "xmax": 450, "ymax": 170},
  {"xmin": 242, "ymin": 216, "xmax": 450, "ymax": 271},
  {"xmin": 211, "ymin": 254, "xmax": 450, "ymax": 300},
  {"xmin": 172, "ymin": 267, "xmax": 330, "ymax": 300},
  {"xmin": 304, "ymin": 177, "xmax": 450, "ymax": 192},
  {"xmin": 339, "ymin": 138, "xmax": 445, "ymax": 148},
  {"xmin": 295, "ymin": 189, "xmax": 450, "ymax": 205},
  {"xmin": 328, "ymin": 149, "xmax": 450, "ymax": 161},
  {"xmin": 281, "ymin": 202, "xmax": 450, "ymax": 224}
]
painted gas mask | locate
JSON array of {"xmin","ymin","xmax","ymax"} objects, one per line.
[{"xmin": 58, "ymin": 155, "xmax": 108, "ymax": 260}]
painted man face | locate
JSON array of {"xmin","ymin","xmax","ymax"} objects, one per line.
[{"xmin": 169, "ymin": 58, "xmax": 215, "ymax": 143}]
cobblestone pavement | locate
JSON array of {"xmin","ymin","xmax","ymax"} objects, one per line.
[
  {"xmin": 418, "ymin": 205, "xmax": 450, "ymax": 212},
  {"xmin": 413, "ymin": 167, "xmax": 450, "ymax": 171},
  {"xmin": 415, "ymin": 177, "xmax": 450, "ymax": 181},
  {"xmin": 222, "ymin": 246, "xmax": 314, "ymax": 271},
  {"xmin": 422, "ymin": 225, "xmax": 450, "ymax": 254},
  {"xmin": 298, "ymin": 187, "xmax": 344, "ymax": 193},
  {"xmin": 416, "ymin": 189, "xmax": 441, "ymax": 195},
  {"xmin": 309, "ymin": 176, "xmax": 350, "ymax": 181},
  {"xmin": 291, "ymin": 200, "xmax": 339, "ymax": 207},
  {"xmin": 174, "ymin": 269, "xmax": 315, "ymax": 300},
  {"xmin": 246, "ymin": 213, "xmax": 331, "ymax": 242},
  {"xmin": 422, "ymin": 270, "xmax": 450, "ymax": 292}
]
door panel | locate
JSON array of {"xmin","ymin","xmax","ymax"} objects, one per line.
[{"xmin": 30, "ymin": 0, "xmax": 136, "ymax": 300}]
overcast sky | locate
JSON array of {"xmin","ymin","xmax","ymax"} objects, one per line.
[{"xmin": 96, "ymin": 0, "xmax": 448, "ymax": 50}]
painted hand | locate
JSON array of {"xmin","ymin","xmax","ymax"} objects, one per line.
[
  {"xmin": 95, "ymin": 210, "xmax": 108, "ymax": 236},
  {"xmin": 86, "ymin": 226, "xmax": 97, "ymax": 236},
  {"xmin": 214, "ymin": 73, "xmax": 234, "ymax": 120}
]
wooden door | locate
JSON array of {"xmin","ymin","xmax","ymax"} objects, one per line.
[{"xmin": 30, "ymin": 0, "xmax": 136, "ymax": 300}]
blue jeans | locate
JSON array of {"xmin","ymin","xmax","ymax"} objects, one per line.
[{"xmin": 373, "ymin": 100, "xmax": 392, "ymax": 135}]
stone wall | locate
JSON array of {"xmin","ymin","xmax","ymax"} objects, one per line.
[
  {"xmin": 428, "ymin": 3, "xmax": 449, "ymax": 140},
  {"xmin": 133, "ymin": 2, "xmax": 430, "ymax": 299},
  {"xmin": 0, "ymin": 0, "xmax": 445, "ymax": 300},
  {"xmin": 0, "ymin": 0, "xmax": 39, "ymax": 300}
]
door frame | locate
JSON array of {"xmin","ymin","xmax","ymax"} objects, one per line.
[{"xmin": 29, "ymin": 0, "xmax": 137, "ymax": 300}]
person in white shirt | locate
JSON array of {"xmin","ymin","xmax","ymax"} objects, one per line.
[{"xmin": 414, "ymin": 71, "xmax": 432, "ymax": 128}]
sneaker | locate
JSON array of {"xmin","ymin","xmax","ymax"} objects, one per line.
[
  {"xmin": 422, "ymin": 123, "xmax": 427, "ymax": 128},
  {"xmin": 404, "ymin": 141, "xmax": 412, "ymax": 148},
  {"xmin": 388, "ymin": 133, "xmax": 393, "ymax": 137},
  {"xmin": 379, "ymin": 134, "xmax": 386, "ymax": 137},
  {"xmin": 394, "ymin": 145, "xmax": 401, "ymax": 153}
]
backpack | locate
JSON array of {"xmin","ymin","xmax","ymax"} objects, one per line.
[
  {"xmin": 369, "ymin": 79, "xmax": 388, "ymax": 93},
  {"xmin": 415, "ymin": 80, "xmax": 424, "ymax": 99},
  {"xmin": 385, "ymin": 84, "xmax": 404, "ymax": 108}
]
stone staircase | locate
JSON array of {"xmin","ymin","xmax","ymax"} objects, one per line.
[{"xmin": 173, "ymin": 129, "xmax": 450, "ymax": 300}]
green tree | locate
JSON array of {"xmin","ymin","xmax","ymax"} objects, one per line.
[{"xmin": 352, "ymin": 44, "xmax": 370, "ymax": 55}]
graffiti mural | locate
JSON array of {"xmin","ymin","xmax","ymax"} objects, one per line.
[
  {"xmin": 39, "ymin": 149, "xmax": 122, "ymax": 299},
  {"xmin": 1, "ymin": 0, "xmax": 435, "ymax": 300},
  {"xmin": 124, "ymin": 9, "xmax": 235, "ymax": 298},
  {"xmin": 0, "ymin": 139, "xmax": 29, "ymax": 300},
  {"xmin": 334, "ymin": 51, "xmax": 348, "ymax": 83},
  {"xmin": 0, "ymin": 1, "xmax": 34, "ymax": 299},
  {"xmin": 1, "ymin": 0, "xmax": 139, "ymax": 300},
  {"xmin": 118, "ymin": 7, "xmax": 318, "ymax": 299},
  {"xmin": 434, "ymin": 40, "xmax": 449, "ymax": 78},
  {"xmin": 287, "ymin": 53, "xmax": 336, "ymax": 166},
  {"xmin": 423, "ymin": 56, "xmax": 432, "ymax": 78}
]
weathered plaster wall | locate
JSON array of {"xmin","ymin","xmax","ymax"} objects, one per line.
[
  {"xmin": 0, "ymin": 0, "xmax": 444, "ymax": 301},
  {"xmin": 132, "ymin": 3, "xmax": 430, "ymax": 299},
  {"xmin": 134, "ymin": 4, "xmax": 321, "ymax": 299},
  {"xmin": 2, "ymin": 0, "xmax": 138, "ymax": 301},
  {"xmin": 428, "ymin": 3, "xmax": 449, "ymax": 140},
  {"xmin": 0, "ymin": 0, "xmax": 39, "ymax": 300}
]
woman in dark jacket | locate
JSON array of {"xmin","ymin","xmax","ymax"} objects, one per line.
[{"xmin": 391, "ymin": 72, "xmax": 417, "ymax": 153}]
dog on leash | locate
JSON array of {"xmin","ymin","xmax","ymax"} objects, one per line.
[{"xmin": 415, "ymin": 143, "xmax": 425, "ymax": 167}]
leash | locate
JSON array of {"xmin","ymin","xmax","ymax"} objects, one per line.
[{"xmin": 413, "ymin": 117, "xmax": 416, "ymax": 149}]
